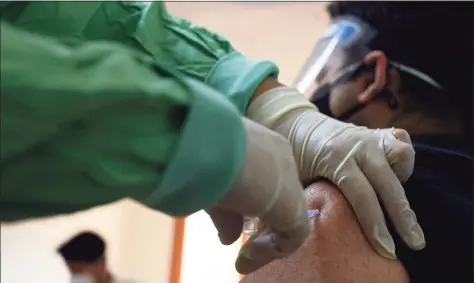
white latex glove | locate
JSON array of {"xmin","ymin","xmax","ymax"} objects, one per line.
[
  {"xmin": 208, "ymin": 117, "xmax": 310, "ymax": 275},
  {"xmin": 246, "ymin": 86, "xmax": 426, "ymax": 259}
]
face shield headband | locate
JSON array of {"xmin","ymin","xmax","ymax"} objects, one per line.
[{"xmin": 293, "ymin": 16, "xmax": 444, "ymax": 121}]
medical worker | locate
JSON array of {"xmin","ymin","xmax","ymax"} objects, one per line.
[{"xmin": 0, "ymin": 1, "xmax": 424, "ymax": 274}]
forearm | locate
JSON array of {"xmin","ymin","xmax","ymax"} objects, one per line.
[{"xmin": 250, "ymin": 78, "xmax": 285, "ymax": 103}]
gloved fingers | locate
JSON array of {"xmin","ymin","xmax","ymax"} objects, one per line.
[
  {"xmin": 235, "ymin": 214, "xmax": 310, "ymax": 274},
  {"xmin": 362, "ymin": 156, "xmax": 426, "ymax": 251},
  {"xmin": 382, "ymin": 128, "xmax": 416, "ymax": 183},
  {"xmin": 206, "ymin": 207, "xmax": 243, "ymax": 245},
  {"xmin": 235, "ymin": 231, "xmax": 277, "ymax": 274},
  {"xmin": 390, "ymin": 128, "xmax": 413, "ymax": 145},
  {"xmin": 235, "ymin": 185, "xmax": 310, "ymax": 274},
  {"xmin": 337, "ymin": 161, "xmax": 396, "ymax": 259}
]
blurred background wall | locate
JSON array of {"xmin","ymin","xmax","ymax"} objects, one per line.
[
  {"xmin": 167, "ymin": 2, "xmax": 329, "ymax": 85},
  {"xmin": 1, "ymin": 200, "xmax": 175, "ymax": 283},
  {"xmin": 0, "ymin": 2, "xmax": 329, "ymax": 283}
]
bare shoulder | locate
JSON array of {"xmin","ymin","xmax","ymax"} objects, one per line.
[{"xmin": 240, "ymin": 180, "xmax": 408, "ymax": 283}]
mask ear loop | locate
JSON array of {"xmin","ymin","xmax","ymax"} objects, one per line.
[
  {"xmin": 386, "ymin": 92, "xmax": 399, "ymax": 110},
  {"xmin": 308, "ymin": 63, "xmax": 364, "ymax": 117},
  {"xmin": 381, "ymin": 64, "xmax": 400, "ymax": 110},
  {"xmin": 331, "ymin": 63, "xmax": 399, "ymax": 121},
  {"xmin": 330, "ymin": 63, "xmax": 372, "ymax": 121},
  {"xmin": 308, "ymin": 62, "xmax": 367, "ymax": 120},
  {"xmin": 358, "ymin": 62, "xmax": 400, "ymax": 111},
  {"xmin": 309, "ymin": 61, "xmax": 399, "ymax": 120}
]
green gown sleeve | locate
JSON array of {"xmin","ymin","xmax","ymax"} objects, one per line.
[
  {"xmin": 1, "ymin": 1, "xmax": 280, "ymax": 112},
  {"xmin": 67, "ymin": 1, "xmax": 280, "ymax": 113},
  {"xmin": 0, "ymin": 22, "xmax": 247, "ymax": 221},
  {"xmin": 126, "ymin": 1, "xmax": 281, "ymax": 113}
]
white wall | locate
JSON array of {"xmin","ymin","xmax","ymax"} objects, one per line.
[
  {"xmin": 1, "ymin": 200, "xmax": 175, "ymax": 283},
  {"xmin": 119, "ymin": 202, "xmax": 175, "ymax": 283},
  {"xmin": 180, "ymin": 212, "xmax": 241, "ymax": 283},
  {"xmin": 1, "ymin": 201, "xmax": 125, "ymax": 283}
]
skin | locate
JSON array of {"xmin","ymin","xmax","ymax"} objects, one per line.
[
  {"xmin": 241, "ymin": 49, "xmax": 464, "ymax": 282},
  {"xmin": 252, "ymin": 77, "xmax": 285, "ymax": 101},
  {"xmin": 240, "ymin": 181, "xmax": 408, "ymax": 283}
]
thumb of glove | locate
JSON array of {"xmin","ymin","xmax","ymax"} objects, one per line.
[
  {"xmin": 215, "ymin": 118, "xmax": 310, "ymax": 274},
  {"xmin": 207, "ymin": 207, "xmax": 244, "ymax": 245}
]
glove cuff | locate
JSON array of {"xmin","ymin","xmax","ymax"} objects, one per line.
[{"xmin": 246, "ymin": 86, "xmax": 317, "ymax": 129}]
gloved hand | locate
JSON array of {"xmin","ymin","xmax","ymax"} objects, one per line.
[
  {"xmin": 208, "ymin": 117, "xmax": 310, "ymax": 275},
  {"xmin": 246, "ymin": 86, "xmax": 426, "ymax": 259}
]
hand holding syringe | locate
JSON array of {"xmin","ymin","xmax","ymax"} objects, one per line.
[{"xmin": 243, "ymin": 209, "xmax": 320, "ymax": 236}]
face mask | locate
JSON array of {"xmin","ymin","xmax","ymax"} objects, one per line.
[
  {"xmin": 311, "ymin": 83, "xmax": 369, "ymax": 121},
  {"xmin": 71, "ymin": 274, "xmax": 96, "ymax": 283},
  {"xmin": 310, "ymin": 57, "xmax": 404, "ymax": 122},
  {"xmin": 309, "ymin": 61, "xmax": 372, "ymax": 121},
  {"xmin": 295, "ymin": 16, "xmax": 442, "ymax": 122},
  {"xmin": 311, "ymin": 79, "xmax": 398, "ymax": 122}
]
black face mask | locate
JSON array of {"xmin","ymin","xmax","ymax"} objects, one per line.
[
  {"xmin": 310, "ymin": 83, "xmax": 369, "ymax": 121},
  {"xmin": 309, "ymin": 64, "xmax": 397, "ymax": 121}
]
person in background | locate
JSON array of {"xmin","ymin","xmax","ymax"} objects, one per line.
[
  {"xmin": 241, "ymin": 1, "xmax": 473, "ymax": 283},
  {"xmin": 58, "ymin": 231, "xmax": 135, "ymax": 283},
  {"xmin": 1, "ymin": 1, "xmax": 423, "ymax": 273}
]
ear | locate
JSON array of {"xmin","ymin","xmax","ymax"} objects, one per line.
[{"xmin": 357, "ymin": 51, "xmax": 388, "ymax": 103}]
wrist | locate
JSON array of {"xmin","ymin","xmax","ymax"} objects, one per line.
[
  {"xmin": 250, "ymin": 78, "xmax": 284, "ymax": 103},
  {"xmin": 246, "ymin": 86, "xmax": 317, "ymax": 129},
  {"xmin": 206, "ymin": 52, "xmax": 279, "ymax": 114}
]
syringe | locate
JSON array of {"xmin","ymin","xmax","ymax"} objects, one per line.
[{"xmin": 243, "ymin": 209, "xmax": 320, "ymax": 236}]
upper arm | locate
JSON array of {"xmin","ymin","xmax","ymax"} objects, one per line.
[
  {"xmin": 1, "ymin": 22, "xmax": 246, "ymax": 221},
  {"xmin": 241, "ymin": 180, "xmax": 408, "ymax": 283}
]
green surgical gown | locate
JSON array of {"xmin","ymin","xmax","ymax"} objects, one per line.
[{"xmin": 0, "ymin": 1, "xmax": 279, "ymax": 221}]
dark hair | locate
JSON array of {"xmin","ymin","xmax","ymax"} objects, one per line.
[
  {"xmin": 57, "ymin": 231, "xmax": 105, "ymax": 263},
  {"xmin": 327, "ymin": 2, "xmax": 474, "ymax": 138}
]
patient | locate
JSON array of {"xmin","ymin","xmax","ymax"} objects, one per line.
[{"xmin": 242, "ymin": 2, "xmax": 473, "ymax": 283}]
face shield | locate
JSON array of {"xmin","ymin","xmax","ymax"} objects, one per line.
[
  {"xmin": 293, "ymin": 16, "xmax": 444, "ymax": 121},
  {"xmin": 294, "ymin": 16, "xmax": 375, "ymax": 97}
]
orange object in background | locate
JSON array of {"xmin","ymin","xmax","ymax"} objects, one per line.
[{"xmin": 169, "ymin": 218, "xmax": 186, "ymax": 283}]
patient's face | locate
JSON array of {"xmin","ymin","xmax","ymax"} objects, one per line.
[{"xmin": 240, "ymin": 182, "xmax": 408, "ymax": 283}]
